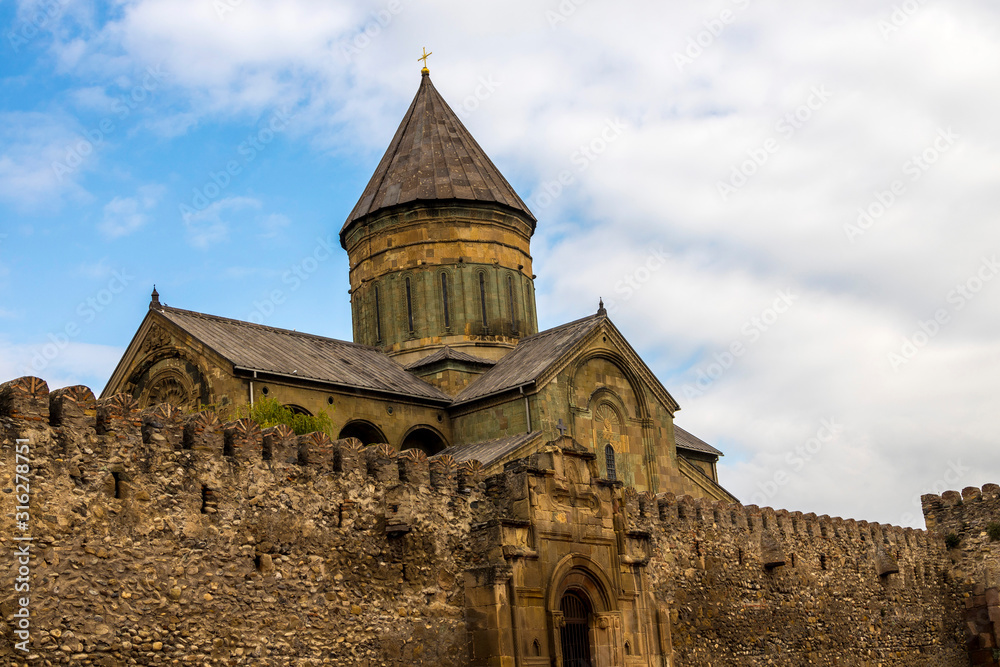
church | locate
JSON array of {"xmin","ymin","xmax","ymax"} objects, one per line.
[{"xmin": 101, "ymin": 65, "xmax": 734, "ymax": 503}]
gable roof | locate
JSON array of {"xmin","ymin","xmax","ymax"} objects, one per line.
[
  {"xmin": 674, "ymin": 425, "xmax": 724, "ymax": 457},
  {"xmin": 341, "ymin": 71, "xmax": 535, "ymax": 242},
  {"xmin": 152, "ymin": 306, "xmax": 452, "ymax": 403},
  {"xmin": 452, "ymin": 314, "xmax": 604, "ymax": 405},
  {"xmin": 404, "ymin": 345, "xmax": 496, "ymax": 372},
  {"xmin": 438, "ymin": 430, "xmax": 543, "ymax": 467}
]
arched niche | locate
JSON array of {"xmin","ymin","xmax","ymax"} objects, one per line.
[
  {"xmin": 547, "ymin": 554, "xmax": 623, "ymax": 667},
  {"xmin": 338, "ymin": 420, "xmax": 387, "ymax": 446},
  {"xmin": 567, "ymin": 351, "xmax": 649, "ymax": 421},
  {"xmin": 399, "ymin": 425, "xmax": 448, "ymax": 456}
]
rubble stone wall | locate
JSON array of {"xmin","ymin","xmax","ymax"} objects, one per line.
[{"xmin": 0, "ymin": 375, "xmax": 988, "ymax": 666}]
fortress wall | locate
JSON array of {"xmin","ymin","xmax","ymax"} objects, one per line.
[
  {"xmin": 0, "ymin": 377, "xmax": 485, "ymax": 666},
  {"xmin": 0, "ymin": 375, "xmax": 989, "ymax": 666},
  {"xmin": 620, "ymin": 491, "xmax": 969, "ymax": 665},
  {"xmin": 923, "ymin": 486, "xmax": 1000, "ymax": 663}
]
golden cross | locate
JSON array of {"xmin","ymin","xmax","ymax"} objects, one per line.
[{"xmin": 418, "ymin": 47, "xmax": 432, "ymax": 72}]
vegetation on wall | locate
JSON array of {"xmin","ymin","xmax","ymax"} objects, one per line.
[{"xmin": 234, "ymin": 397, "xmax": 335, "ymax": 437}]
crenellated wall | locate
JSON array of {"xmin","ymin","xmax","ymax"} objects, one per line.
[
  {"xmin": 0, "ymin": 374, "xmax": 990, "ymax": 666},
  {"xmin": 922, "ymin": 485, "xmax": 1000, "ymax": 665},
  {"xmin": 622, "ymin": 491, "xmax": 967, "ymax": 665},
  {"xmin": 0, "ymin": 376, "xmax": 487, "ymax": 666}
]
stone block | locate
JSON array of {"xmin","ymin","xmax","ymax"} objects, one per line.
[
  {"xmin": 96, "ymin": 393, "xmax": 141, "ymax": 438},
  {"xmin": 0, "ymin": 376, "xmax": 50, "ymax": 422},
  {"xmin": 430, "ymin": 454, "xmax": 457, "ymax": 493},
  {"xmin": 141, "ymin": 403, "xmax": 185, "ymax": 449},
  {"xmin": 223, "ymin": 418, "xmax": 262, "ymax": 460},
  {"xmin": 262, "ymin": 424, "xmax": 296, "ymax": 463},
  {"xmin": 297, "ymin": 431, "xmax": 333, "ymax": 467},
  {"xmin": 398, "ymin": 448, "xmax": 429, "ymax": 485},
  {"xmin": 183, "ymin": 411, "xmax": 222, "ymax": 452},
  {"xmin": 366, "ymin": 443, "xmax": 399, "ymax": 483},
  {"xmin": 49, "ymin": 385, "xmax": 96, "ymax": 429}
]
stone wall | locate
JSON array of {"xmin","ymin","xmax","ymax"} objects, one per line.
[
  {"xmin": 622, "ymin": 491, "xmax": 968, "ymax": 665},
  {"xmin": 0, "ymin": 376, "xmax": 485, "ymax": 666},
  {"xmin": 922, "ymin": 485, "xmax": 1000, "ymax": 664},
  {"xmin": 0, "ymin": 374, "xmax": 987, "ymax": 667}
]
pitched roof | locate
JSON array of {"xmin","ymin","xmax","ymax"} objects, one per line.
[
  {"xmin": 341, "ymin": 72, "xmax": 535, "ymax": 239},
  {"xmin": 452, "ymin": 314, "xmax": 604, "ymax": 405},
  {"xmin": 154, "ymin": 306, "xmax": 452, "ymax": 403},
  {"xmin": 674, "ymin": 425, "xmax": 724, "ymax": 457},
  {"xmin": 404, "ymin": 345, "xmax": 496, "ymax": 372},
  {"xmin": 439, "ymin": 430, "xmax": 543, "ymax": 466}
]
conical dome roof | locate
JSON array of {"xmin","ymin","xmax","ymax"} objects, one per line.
[{"xmin": 341, "ymin": 71, "xmax": 535, "ymax": 243}]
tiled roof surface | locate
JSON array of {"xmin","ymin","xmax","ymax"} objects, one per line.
[
  {"xmin": 342, "ymin": 72, "xmax": 535, "ymax": 236},
  {"xmin": 452, "ymin": 315, "xmax": 603, "ymax": 405},
  {"xmin": 404, "ymin": 345, "xmax": 496, "ymax": 371},
  {"xmin": 674, "ymin": 425, "xmax": 724, "ymax": 456},
  {"xmin": 155, "ymin": 306, "xmax": 451, "ymax": 403},
  {"xmin": 439, "ymin": 431, "xmax": 543, "ymax": 466}
]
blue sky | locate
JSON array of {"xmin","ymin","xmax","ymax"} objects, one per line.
[{"xmin": 2, "ymin": 0, "xmax": 999, "ymax": 526}]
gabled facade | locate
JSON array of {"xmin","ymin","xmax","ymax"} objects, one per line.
[{"xmin": 102, "ymin": 70, "xmax": 734, "ymax": 503}]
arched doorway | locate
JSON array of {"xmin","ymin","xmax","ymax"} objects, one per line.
[
  {"xmin": 338, "ymin": 420, "xmax": 386, "ymax": 445},
  {"xmin": 560, "ymin": 591, "xmax": 592, "ymax": 667},
  {"xmin": 399, "ymin": 426, "xmax": 448, "ymax": 456}
]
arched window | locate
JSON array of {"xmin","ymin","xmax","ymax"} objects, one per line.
[
  {"xmin": 404, "ymin": 277, "xmax": 414, "ymax": 333},
  {"xmin": 507, "ymin": 275, "xmax": 516, "ymax": 332},
  {"xmin": 605, "ymin": 444, "xmax": 617, "ymax": 481},
  {"xmin": 478, "ymin": 272, "xmax": 488, "ymax": 326},
  {"xmin": 441, "ymin": 272, "xmax": 450, "ymax": 329},
  {"xmin": 373, "ymin": 284, "xmax": 382, "ymax": 342}
]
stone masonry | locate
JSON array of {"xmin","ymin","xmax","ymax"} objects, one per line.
[{"xmin": 0, "ymin": 374, "xmax": 995, "ymax": 666}]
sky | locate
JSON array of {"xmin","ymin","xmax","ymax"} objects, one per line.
[{"xmin": 1, "ymin": 0, "xmax": 998, "ymax": 528}]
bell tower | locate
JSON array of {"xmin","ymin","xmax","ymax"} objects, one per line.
[{"xmin": 340, "ymin": 68, "xmax": 538, "ymax": 366}]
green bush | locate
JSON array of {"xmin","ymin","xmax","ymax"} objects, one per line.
[
  {"xmin": 987, "ymin": 522, "xmax": 1000, "ymax": 542},
  {"xmin": 944, "ymin": 532, "xmax": 961, "ymax": 549},
  {"xmin": 235, "ymin": 397, "xmax": 334, "ymax": 437}
]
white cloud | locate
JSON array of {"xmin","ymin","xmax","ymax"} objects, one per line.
[
  {"xmin": 8, "ymin": 0, "xmax": 1000, "ymax": 529},
  {"xmin": 0, "ymin": 111, "xmax": 92, "ymax": 209},
  {"xmin": 99, "ymin": 184, "xmax": 164, "ymax": 238},
  {"xmin": 181, "ymin": 196, "xmax": 260, "ymax": 249},
  {"xmin": 0, "ymin": 338, "xmax": 124, "ymax": 394}
]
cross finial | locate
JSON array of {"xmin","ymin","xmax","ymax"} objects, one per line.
[
  {"xmin": 418, "ymin": 47, "xmax": 432, "ymax": 74},
  {"xmin": 556, "ymin": 418, "xmax": 567, "ymax": 437}
]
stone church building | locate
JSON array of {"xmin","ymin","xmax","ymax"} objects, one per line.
[{"xmin": 102, "ymin": 68, "xmax": 733, "ymax": 503}]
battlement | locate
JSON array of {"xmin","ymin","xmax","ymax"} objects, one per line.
[
  {"xmin": 921, "ymin": 484, "xmax": 1000, "ymax": 535},
  {"xmin": 0, "ymin": 377, "xmax": 483, "ymax": 494}
]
